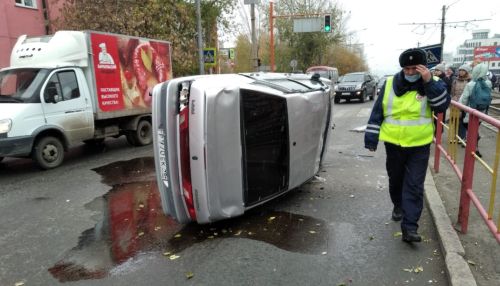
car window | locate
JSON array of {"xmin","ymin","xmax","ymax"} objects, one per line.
[{"xmin": 341, "ymin": 74, "xmax": 364, "ymax": 82}]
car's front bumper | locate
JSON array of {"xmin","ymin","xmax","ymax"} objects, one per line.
[
  {"xmin": 0, "ymin": 135, "xmax": 34, "ymax": 157},
  {"xmin": 335, "ymin": 90, "xmax": 363, "ymax": 99}
]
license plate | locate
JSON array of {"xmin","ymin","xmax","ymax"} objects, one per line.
[{"xmin": 342, "ymin": 92, "xmax": 350, "ymax": 95}]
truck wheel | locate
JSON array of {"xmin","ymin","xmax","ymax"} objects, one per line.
[
  {"xmin": 32, "ymin": 136, "xmax": 64, "ymax": 169},
  {"xmin": 131, "ymin": 120, "xmax": 152, "ymax": 146}
]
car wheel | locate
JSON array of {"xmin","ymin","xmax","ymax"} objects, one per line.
[
  {"xmin": 360, "ymin": 90, "xmax": 366, "ymax": 103},
  {"xmin": 131, "ymin": 119, "xmax": 152, "ymax": 146},
  {"xmin": 334, "ymin": 96, "xmax": 340, "ymax": 104},
  {"xmin": 32, "ymin": 136, "xmax": 64, "ymax": 169}
]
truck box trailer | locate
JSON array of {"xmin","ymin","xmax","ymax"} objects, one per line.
[{"xmin": 0, "ymin": 30, "xmax": 172, "ymax": 169}]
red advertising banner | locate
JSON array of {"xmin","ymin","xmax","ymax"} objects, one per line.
[
  {"xmin": 90, "ymin": 33, "xmax": 124, "ymax": 112},
  {"xmin": 90, "ymin": 32, "xmax": 172, "ymax": 112},
  {"xmin": 473, "ymin": 46, "xmax": 500, "ymax": 61}
]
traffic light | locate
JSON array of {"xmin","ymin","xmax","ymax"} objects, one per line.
[{"xmin": 324, "ymin": 14, "xmax": 331, "ymax": 32}]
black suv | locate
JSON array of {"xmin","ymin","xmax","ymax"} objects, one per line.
[{"xmin": 334, "ymin": 72, "xmax": 377, "ymax": 104}]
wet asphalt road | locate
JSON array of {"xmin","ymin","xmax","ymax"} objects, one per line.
[{"xmin": 0, "ymin": 100, "xmax": 448, "ymax": 286}]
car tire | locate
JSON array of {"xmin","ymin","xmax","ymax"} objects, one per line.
[
  {"xmin": 360, "ymin": 90, "xmax": 366, "ymax": 103},
  {"xmin": 334, "ymin": 96, "xmax": 340, "ymax": 104},
  {"xmin": 130, "ymin": 119, "xmax": 152, "ymax": 146},
  {"xmin": 369, "ymin": 88, "xmax": 375, "ymax": 100},
  {"xmin": 32, "ymin": 136, "xmax": 64, "ymax": 170}
]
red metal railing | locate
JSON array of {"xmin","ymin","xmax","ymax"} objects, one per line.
[{"xmin": 433, "ymin": 100, "xmax": 500, "ymax": 243}]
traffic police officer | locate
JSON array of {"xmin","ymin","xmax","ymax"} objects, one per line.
[{"xmin": 364, "ymin": 48, "xmax": 450, "ymax": 243}]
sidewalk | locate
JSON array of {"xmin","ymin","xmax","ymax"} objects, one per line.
[{"xmin": 429, "ymin": 124, "xmax": 500, "ymax": 285}]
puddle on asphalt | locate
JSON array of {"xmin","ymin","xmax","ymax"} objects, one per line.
[{"xmin": 48, "ymin": 157, "xmax": 327, "ymax": 282}]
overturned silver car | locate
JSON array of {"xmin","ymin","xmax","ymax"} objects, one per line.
[{"xmin": 152, "ymin": 73, "xmax": 333, "ymax": 224}]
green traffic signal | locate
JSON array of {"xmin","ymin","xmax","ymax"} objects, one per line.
[{"xmin": 324, "ymin": 14, "xmax": 331, "ymax": 32}]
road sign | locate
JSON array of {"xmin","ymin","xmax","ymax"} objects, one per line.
[
  {"xmin": 229, "ymin": 48, "xmax": 235, "ymax": 60},
  {"xmin": 244, "ymin": 0, "xmax": 259, "ymax": 4},
  {"xmin": 293, "ymin": 18, "xmax": 323, "ymax": 33},
  {"xmin": 203, "ymin": 48, "xmax": 216, "ymax": 67},
  {"xmin": 420, "ymin": 44, "xmax": 442, "ymax": 68}
]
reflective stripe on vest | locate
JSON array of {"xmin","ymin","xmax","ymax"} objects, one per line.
[{"xmin": 379, "ymin": 76, "xmax": 434, "ymax": 147}]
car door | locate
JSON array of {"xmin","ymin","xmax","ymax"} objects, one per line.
[{"xmin": 42, "ymin": 69, "xmax": 93, "ymax": 144}]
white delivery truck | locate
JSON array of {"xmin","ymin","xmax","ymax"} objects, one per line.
[{"xmin": 0, "ymin": 30, "xmax": 172, "ymax": 169}]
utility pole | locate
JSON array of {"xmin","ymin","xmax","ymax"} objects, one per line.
[
  {"xmin": 251, "ymin": 3, "xmax": 258, "ymax": 71},
  {"xmin": 196, "ymin": 0, "xmax": 204, "ymax": 75},
  {"xmin": 440, "ymin": 5, "xmax": 445, "ymax": 61}
]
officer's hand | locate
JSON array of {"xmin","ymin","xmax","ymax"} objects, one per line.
[{"xmin": 416, "ymin": 65, "xmax": 431, "ymax": 83}]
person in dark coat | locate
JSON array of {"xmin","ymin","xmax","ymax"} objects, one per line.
[{"xmin": 364, "ymin": 48, "xmax": 450, "ymax": 243}]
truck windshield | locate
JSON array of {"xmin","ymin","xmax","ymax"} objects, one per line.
[{"xmin": 0, "ymin": 68, "xmax": 49, "ymax": 103}]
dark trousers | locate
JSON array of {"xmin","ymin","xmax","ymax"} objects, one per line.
[{"xmin": 384, "ymin": 142, "xmax": 430, "ymax": 231}]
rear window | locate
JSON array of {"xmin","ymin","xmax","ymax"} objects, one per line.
[{"xmin": 240, "ymin": 89, "xmax": 289, "ymax": 206}]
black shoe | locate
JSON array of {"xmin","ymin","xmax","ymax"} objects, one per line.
[
  {"xmin": 402, "ymin": 230, "xmax": 421, "ymax": 243},
  {"xmin": 392, "ymin": 206, "xmax": 403, "ymax": 221}
]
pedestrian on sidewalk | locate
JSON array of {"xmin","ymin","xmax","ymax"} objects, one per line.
[
  {"xmin": 451, "ymin": 64, "xmax": 472, "ymax": 141},
  {"xmin": 364, "ymin": 48, "xmax": 450, "ymax": 243},
  {"xmin": 458, "ymin": 62, "xmax": 492, "ymax": 158}
]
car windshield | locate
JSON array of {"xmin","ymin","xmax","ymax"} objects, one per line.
[
  {"xmin": 0, "ymin": 68, "xmax": 49, "ymax": 103},
  {"xmin": 307, "ymin": 70, "xmax": 329, "ymax": 78},
  {"xmin": 341, "ymin": 74, "xmax": 364, "ymax": 82}
]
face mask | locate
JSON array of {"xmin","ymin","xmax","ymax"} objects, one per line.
[{"xmin": 405, "ymin": 73, "xmax": 421, "ymax": 82}]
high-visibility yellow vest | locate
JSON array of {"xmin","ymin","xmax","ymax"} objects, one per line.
[{"xmin": 379, "ymin": 76, "xmax": 434, "ymax": 147}]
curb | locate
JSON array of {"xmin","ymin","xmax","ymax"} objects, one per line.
[{"xmin": 424, "ymin": 168, "xmax": 477, "ymax": 286}]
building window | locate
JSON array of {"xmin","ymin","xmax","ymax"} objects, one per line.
[
  {"xmin": 492, "ymin": 63, "xmax": 496, "ymax": 67},
  {"xmin": 15, "ymin": 0, "xmax": 37, "ymax": 8}
]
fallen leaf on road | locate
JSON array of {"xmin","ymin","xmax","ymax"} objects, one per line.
[
  {"xmin": 309, "ymin": 230, "xmax": 317, "ymax": 234},
  {"xmin": 15, "ymin": 282, "xmax": 25, "ymax": 286},
  {"xmin": 163, "ymin": 251, "xmax": 171, "ymax": 256},
  {"xmin": 393, "ymin": 232, "xmax": 402, "ymax": 237},
  {"xmin": 174, "ymin": 234, "xmax": 182, "ymax": 238},
  {"xmin": 185, "ymin": 271, "xmax": 194, "ymax": 279},
  {"xmin": 268, "ymin": 216, "xmax": 276, "ymax": 222},
  {"xmin": 169, "ymin": 254, "xmax": 180, "ymax": 260}
]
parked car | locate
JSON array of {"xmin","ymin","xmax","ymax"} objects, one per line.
[
  {"xmin": 376, "ymin": 75, "xmax": 391, "ymax": 96},
  {"xmin": 306, "ymin": 66, "xmax": 339, "ymax": 83},
  {"xmin": 334, "ymin": 72, "xmax": 377, "ymax": 103},
  {"xmin": 152, "ymin": 73, "xmax": 334, "ymax": 224}
]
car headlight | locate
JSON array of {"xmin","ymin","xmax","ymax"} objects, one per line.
[
  {"xmin": 334, "ymin": 85, "xmax": 338, "ymax": 91},
  {"xmin": 0, "ymin": 119, "xmax": 12, "ymax": 134}
]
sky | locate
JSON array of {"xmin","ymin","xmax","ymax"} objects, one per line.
[{"xmin": 337, "ymin": 0, "xmax": 500, "ymax": 76}]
